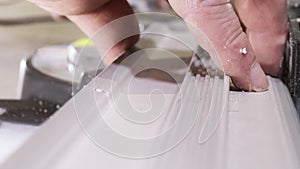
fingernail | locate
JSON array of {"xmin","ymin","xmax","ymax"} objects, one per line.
[{"xmin": 250, "ymin": 63, "xmax": 269, "ymax": 92}]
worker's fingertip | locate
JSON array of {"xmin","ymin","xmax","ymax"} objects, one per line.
[
  {"xmin": 250, "ymin": 63, "xmax": 269, "ymax": 92},
  {"xmin": 231, "ymin": 63, "xmax": 269, "ymax": 92}
]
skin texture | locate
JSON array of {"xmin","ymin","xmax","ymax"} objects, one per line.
[
  {"xmin": 234, "ymin": 0, "xmax": 288, "ymax": 76},
  {"xmin": 28, "ymin": 0, "xmax": 139, "ymax": 64},
  {"xmin": 168, "ymin": 0, "xmax": 286, "ymax": 91},
  {"xmin": 28, "ymin": 0, "xmax": 287, "ymax": 91}
]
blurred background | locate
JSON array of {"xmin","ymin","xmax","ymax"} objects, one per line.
[{"xmin": 0, "ymin": 1, "xmax": 84, "ymax": 99}]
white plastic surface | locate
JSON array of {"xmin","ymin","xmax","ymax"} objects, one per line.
[
  {"xmin": 0, "ymin": 57, "xmax": 230, "ymax": 169},
  {"xmin": 1, "ymin": 75, "xmax": 300, "ymax": 169},
  {"xmin": 1, "ymin": 14, "xmax": 300, "ymax": 169},
  {"xmin": 0, "ymin": 122, "xmax": 37, "ymax": 166}
]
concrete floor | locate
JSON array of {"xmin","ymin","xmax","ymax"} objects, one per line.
[{"xmin": 0, "ymin": 1, "xmax": 84, "ymax": 99}]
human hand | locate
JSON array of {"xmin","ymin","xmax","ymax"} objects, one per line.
[
  {"xmin": 28, "ymin": 0, "xmax": 140, "ymax": 64},
  {"xmin": 28, "ymin": 0, "xmax": 288, "ymax": 91},
  {"xmin": 169, "ymin": 0, "xmax": 288, "ymax": 91}
]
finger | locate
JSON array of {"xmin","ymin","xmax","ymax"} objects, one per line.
[
  {"xmin": 27, "ymin": 0, "xmax": 111, "ymax": 15},
  {"xmin": 29, "ymin": 0, "xmax": 139, "ymax": 64},
  {"xmin": 233, "ymin": 0, "xmax": 288, "ymax": 76},
  {"xmin": 168, "ymin": 0, "xmax": 268, "ymax": 91},
  {"xmin": 157, "ymin": 0, "xmax": 171, "ymax": 9}
]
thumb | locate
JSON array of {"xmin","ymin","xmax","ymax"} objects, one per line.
[{"xmin": 169, "ymin": 0, "xmax": 268, "ymax": 91}]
